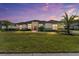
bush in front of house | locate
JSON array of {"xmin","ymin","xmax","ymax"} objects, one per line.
[
  {"xmin": 44, "ymin": 28, "xmax": 53, "ymax": 32},
  {"xmin": 1, "ymin": 29, "xmax": 17, "ymax": 31},
  {"xmin": 38, "ymin": 26, "xmax": 45, "ymax": 31},
  {"xmin": 19, "ymin": 29, "xmax": 31, "ymax": 31}
]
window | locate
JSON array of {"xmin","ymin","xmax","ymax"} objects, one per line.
[{"xmin": 28, "ymin": 24, "xmax": 32, "ymax": 29}]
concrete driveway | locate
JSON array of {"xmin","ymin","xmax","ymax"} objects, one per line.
[{"xmin": 0, "ymin": 53, "xmax": 79, "ymax": 56}]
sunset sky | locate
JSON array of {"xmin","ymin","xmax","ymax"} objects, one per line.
[{"xmin": 0, "ymin": 3, "xmax": 79, "ymax": 23}]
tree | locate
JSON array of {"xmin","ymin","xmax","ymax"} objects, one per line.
[
  {"xmin": 62, "ymin": 12, "xmax": 78, "ymax": 35},
  {"xmin": 38, "ymin": 26, "xmax": 44, "ymax": 31},
  {"xmin": 1, "ymin": 20, "xmax": 12, "ymax": 31}
]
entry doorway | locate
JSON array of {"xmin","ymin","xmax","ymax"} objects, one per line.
[{"xmin": 32, "ymin": 26, "xmax": 38, "ymax": 32}]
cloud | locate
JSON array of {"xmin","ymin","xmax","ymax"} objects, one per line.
[
  {"xmin": 66, "ymin": 8, "xmax": 77, "ymax": 15},
  {"xmin": 48, "ymin": 16, "xmax": 57, "ymax": 20},
  {"xmin": 40, "ymin": 3, "xmax": 49, "ymax": 11},
  {"xmin": 67, "ymin": 8, "xmax": 75, "ymax": 13},
  {"xmin": 42, "ymin": 6, "xmax": 48, "ymax": 11},
  {"xmin": 63, "ymin": 4, "xmax": 78, "ymax": 15}
]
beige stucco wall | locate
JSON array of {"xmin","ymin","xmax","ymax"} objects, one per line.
[
  {"xmin": 52, "ymin": 24, "xmax": 58, "ymax": 30},
  {"xmin": 57, "ymin": 23, "xmax": 65, "ymax": 30},
  {"xmin": 16, "ymin": 24, "xmax": 27, "ymax": 30},
  {"xmin": 45, "ymin": 23, "xmax": 52, "ymax": 29}
]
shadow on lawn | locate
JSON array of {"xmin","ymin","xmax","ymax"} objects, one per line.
[{"xmin": 57, "ymin": 30, "xmax": 79, "ymax": 36}]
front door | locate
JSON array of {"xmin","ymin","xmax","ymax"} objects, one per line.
[
  {"xmin": 32, "ymin": 26, "xmax": 38, "ymax": 32},
  {"xmin": 34, "ymin": 26, "xmax": 37, "ymax": 30}
]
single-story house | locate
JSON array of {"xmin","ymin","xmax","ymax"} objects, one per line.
[{"xmin": 15, "ymin": 20, "xmax": 63, "ymax": 31}]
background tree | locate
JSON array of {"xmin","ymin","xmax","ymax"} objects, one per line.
[{"xmin": 1, "ymin": 20, "xmax": 12, "ymax": 31}]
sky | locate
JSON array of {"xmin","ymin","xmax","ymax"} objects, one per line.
[{"xmin": 0, "ymin": 3, "xmax": 79, "ymax": 23}]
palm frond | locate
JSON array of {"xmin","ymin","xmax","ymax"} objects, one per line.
[
  {"xmin": 64, "ymin": 12, "xmax": 69, "ymax": 22},
  {"xmin": 69, "ymin": 15, "xmax": 78, "ymax": 23}
]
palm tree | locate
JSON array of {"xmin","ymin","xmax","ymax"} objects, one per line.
[{"xmin": 62, "ymin": 12, "xmax": 78, "ymax": 35}]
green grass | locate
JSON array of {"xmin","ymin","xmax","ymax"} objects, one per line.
[{"xmin": 0, "ymin": 32, "xmax": 79, "ymax": 53}]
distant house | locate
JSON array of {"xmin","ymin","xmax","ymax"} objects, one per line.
[
  {"xmin": 70, "ymin": 20, "xmax": 79, "ymax": 30},
  {"xmin": 62, "ymin": 20, "xmax": 79, "ymax": 31}
]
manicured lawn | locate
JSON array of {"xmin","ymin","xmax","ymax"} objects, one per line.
[{"xmin": 0, "ymin": 31, "xmax": 79, "ymax": 53}]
